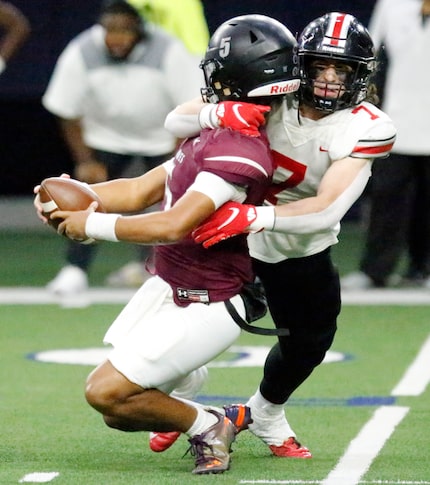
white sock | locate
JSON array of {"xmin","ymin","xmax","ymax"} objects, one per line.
[
  {"xmin": 247, "ymin": 389, "xmax": 295, "ymax": 445},
  {"xmin": 186, "ymin": 408, "xmax": 218, "ymax": 437},
  {"xmin": 246, "ymin": 389, "xmax": 284, "ymax": 416}
]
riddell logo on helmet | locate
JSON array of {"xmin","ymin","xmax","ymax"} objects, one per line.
[
  {"xmin": 248, "ymin": 79, "xmax": 300, "ymax": 97},
  {"xmin": 270, "ymin": 80, "xmax": 301, "ymax": 94}
]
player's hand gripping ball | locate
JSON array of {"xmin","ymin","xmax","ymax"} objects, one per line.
[{"xmin": 38, "ymin": 177, "xmax": 106, "ymax": 231}]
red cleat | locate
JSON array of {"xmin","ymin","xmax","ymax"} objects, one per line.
[
  {"xmin": 269, "ymin": 437, "xmax": 312, "ymax": 458},
  {"xmin": 149, "ymin": 431, "xmax": 181, "ymax": 452}
]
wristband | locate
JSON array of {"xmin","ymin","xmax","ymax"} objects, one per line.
[
  {"xmin": 198, "ymin": 104, "xmax": 220, "ymax": 129},
  {"xmin": 85, "ymin": 212, "xmax": 120, "ymax": 242},
  {"xmin": 249, "ymin": 206, "xmax": 276, "ymax": 232},
  {"xmin": 0, "ymin": 56, "xmax": 6, "ymax": 75}
]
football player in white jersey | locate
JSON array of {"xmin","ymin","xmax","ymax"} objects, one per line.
[
  {"xmin": 164, "ymin": 12, "xmax": 397, "ymax": 458},
  {"xmin": 35, "ymin": 15, "xmax": 300, "ymax": 474}
]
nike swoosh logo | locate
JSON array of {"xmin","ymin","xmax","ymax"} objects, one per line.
[
  {"xmin": 319, "ymin": 147, "xmax": 328, "ymax": 152},
  {"xmin": 232, "ymin": 104, "xmax": 249, "ymax": 127},
  {"xmin": 218, "ymin": 207, "xmax": 240, "ymax": 229}
]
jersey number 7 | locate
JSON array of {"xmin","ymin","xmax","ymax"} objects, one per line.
[{"xmin": 265, "ymin": 150, "xmax": 307, "ymax": 205}]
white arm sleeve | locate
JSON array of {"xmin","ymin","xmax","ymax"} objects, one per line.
[
  {"xmin": 164, "ymin": 111, "xmax": 201, "ymax": 138},
  {"xmin": 266, "ymin": 163, "xmax": 371, "ymax": 234},
  {"xmin": 187, "ymin": 171, "xmax": 246, "ymax": 209},
  {"xmin": 164, "ymin": 104, "xmax": 219, "ymax": 138}
]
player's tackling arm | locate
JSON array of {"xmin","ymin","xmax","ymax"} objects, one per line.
[
  {"xmin": 164, "ymin": 97, "xmax": 203, "ymax": 138},
  {"xmin": 165, "ymin": 99, "xmax": 270, "ymax": 138},
  {"xmin": 254, "ymin": 157, "xmax": 372, "ymax": 234},
  {"xmin": 193, "ymin": 157, "xmax": 371, "ymax": 247},
  {"xmin": 271, "ymin": 157, "xmax": 370, "ymax": 229}
]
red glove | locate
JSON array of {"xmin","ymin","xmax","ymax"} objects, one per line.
[
  {"xmin": 215, "ymin": 101, "xmax": 271, "ymax": 137},
  {"xmin": 193, "ymin": 201, "xmax": 258, "ymax": 248}
]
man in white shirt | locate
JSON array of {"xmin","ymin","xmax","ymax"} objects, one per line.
[
  {"xmin": 42, "ymin": 0, "xmax": 202, "ymax": 295},
  {"xmin": 342, "ymin": 0, "xmax": 430, "ymax": 289}
]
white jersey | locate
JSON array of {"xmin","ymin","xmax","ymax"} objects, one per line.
[
  {"xmin": 43, "ymin": 24, "xmax": 203, "ymax": 156},
  {"xmin": 248, "ymin": 99, "xmax": 396, "ymax": 263}
]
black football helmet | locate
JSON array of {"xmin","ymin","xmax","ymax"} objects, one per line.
[
  {"xmin": 200, "ymin": 14, "xmax": 300, "ymax": 104},
  {"xmin": 298, "ymin": 12, "xmax": 376, "ymax": 112}
]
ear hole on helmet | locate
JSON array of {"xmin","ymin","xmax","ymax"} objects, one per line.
[{"xmin": 249, "ymin": 31, "xmax": 258, "ymax": 43}]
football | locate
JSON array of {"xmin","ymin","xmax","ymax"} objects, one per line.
[{"xmin": 39, "ymin": 177, "xmax": 106, "ymax": 230}]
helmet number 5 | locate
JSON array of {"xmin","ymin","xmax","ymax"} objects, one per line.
[{"xmin": 219, "ymin": 37, "xmax": 231, "ymax": 58}]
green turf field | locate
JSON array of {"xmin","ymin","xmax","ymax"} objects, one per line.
[
  {"xmin": 1, "ymin": 224, "xmax": 429, "ymax": 484},
  {"xmin": 0, "ymin": 220, "xmax": 377, "ymax": 287}
]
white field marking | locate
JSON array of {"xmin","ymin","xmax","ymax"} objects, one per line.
[
  {"xmin": 239, "ymin": 481, "xmax": 430, "ymax": 484},
  {"xmin": 339, "ymin": 289, "xmax": 430, "ymax": 305},
  {"xmin": 320, "ymin": 406, "xmax": 409, "ymax": 485},
  {"xmin": 32, "ymin": 346, "xmax": 345, "ymax": 367},
  {"xmin": 19, "ymin": 472, "xmax": 59, "ymax": 483},
  {"xmin": 0, "ymin": 287, "xmax": 136, "ymax": 306},
  {"xmin": 391, "ymin": 334, "xmax": 430, "ymax": 396},
  {"xmin": 1, "ymin": 287, "xmax": 430, "ymax": 306}
]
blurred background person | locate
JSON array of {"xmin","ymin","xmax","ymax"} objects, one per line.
[
  {"xmin": 0, "ymin": 0, "xmax": 30, "ymax": 75},
  {"xmin": 341, "ymin": 0, "xmax": 430, "ymax": 290},
  {"xmin": 42, "ymin": 0, "xmax": 202, "ymax": 295}
]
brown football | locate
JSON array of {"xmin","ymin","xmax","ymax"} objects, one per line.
[{"xmin": 39, "ymin": 177, "xmax": 106, "ymax": 230}]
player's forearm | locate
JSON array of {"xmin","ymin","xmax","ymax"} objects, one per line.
[
  {"xmin": 114, "ymin": 213, "xmax": 188, "ymax": 244},
  {"xmin": 85, "ymin": 210, "xmax": 194, "ymax": 245},
  {"xmin": 90, "ymin": 167, "xmax": 167, "ymax": 214},
  {"xmin": 85, "ymin": 190, "xmax": 215, "ymax": 244}
]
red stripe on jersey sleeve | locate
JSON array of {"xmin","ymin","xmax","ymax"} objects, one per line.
[{"xmin": 353, "ymin": 140, "xmax": 395, "ymax": 158}]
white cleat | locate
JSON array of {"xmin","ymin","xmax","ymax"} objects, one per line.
[
  {"xmin": 46, "ymin": 265, "xmax": 88, "ymax": 295},
  {"xmin": 340, "ymin": 271, "xmax": 374, "ymax": 290}
]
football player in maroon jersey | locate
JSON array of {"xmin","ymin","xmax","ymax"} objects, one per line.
[{"xmin": 35, "ymin": 14, "xmax": 300, "ymax": 475}]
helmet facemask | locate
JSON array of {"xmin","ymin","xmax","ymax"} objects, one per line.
[
  {"xmin": 200, "ymin": 58, "xmax": 243, "ymax": 103},
  {"xmin": 298, "ymin": 12, "xmax": 376, "ymax": 113},
  {"xmin": 300, "ymin": 54, "xmax": 372, "ymax": 112}
]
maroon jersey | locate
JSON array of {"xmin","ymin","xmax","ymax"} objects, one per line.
[{"xmin": 154, "ymin": 128, "xmax": 274, "ymax": 306}]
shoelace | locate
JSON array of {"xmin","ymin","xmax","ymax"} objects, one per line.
[{"xmin": 184, "ymin": 436, "xmax": 214, "ymax": 465}]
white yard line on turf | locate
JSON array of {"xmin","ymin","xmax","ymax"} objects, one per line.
[
  {"xmin": 0, "ymin": 287, "xmax": 136, "ymax": 306},
  {"xmin": 320, "ymin": 406, "xmax": 409, "ymax": 485},
  {"xmin": 391, "ymin": 334, "xmax": 430, "ymax": 396},
  {"xmin": 320, "ymin": 327, "xmax": 430, "ymax": 485},
  {"xmin": 239, "ymin": 481, "xmax": 430, "ymax": 484},
  {"xmin": 1, "ymin": 287, "xmax": 430, "ymax": 306},
  {"xmin": 19, "ymin": 472, "xmax": 59, "ymax": 483},
  {"xmin": 241, "ymin": 329, "xmax": 430, "ymax": 485}
]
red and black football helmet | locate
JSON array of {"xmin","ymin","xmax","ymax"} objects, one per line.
[
  {"xmin": 200, "ymin": 14, "xmax": 300, "ymax": 104},
  {"xmin": 298, "ymin": 12, "xmax": 376, "ymax": 112}
]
